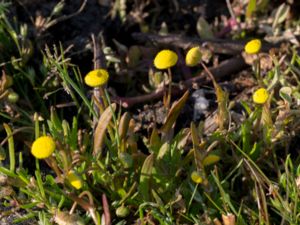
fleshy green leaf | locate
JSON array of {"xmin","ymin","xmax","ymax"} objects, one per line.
[
  {"xmin": 196, "ymin": 17, "xmax": 214, "ymax": 39},
  {"xmin": 246, "ymin": 0, "xmax": 256, "ymax": 19},
  {"xmin": 139, "ymin": 153, "xmax": 154, "ymax": 201}
]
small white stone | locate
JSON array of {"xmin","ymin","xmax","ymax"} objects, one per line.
[{"xmin": 192, "ymin": 89, "xmax": 209, "ymax": 120}]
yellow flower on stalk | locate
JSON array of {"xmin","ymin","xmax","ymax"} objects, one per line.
[
  {"xmin": 154, "ymin": 49, "xmax": 178, "ymax": 69},
  {"xmin": 67, "ymin": 170, "xmax": 83, "ymax": 190},
  {"xmin": 253, "ymin": 88, "xmax": 269, "ymax": 104},
  {"xmin": 84, "ymin": 69, "xmax": 109, "ymax": 87},
  {"xmin": 191, "ymin": 171, "xmax": 203, "ymax": 184},
  {"xmin": 244, "ymin": 39, "xmax": 261, "ymax": 54},
  {"xmin": 31, "ymin": 136, "xmax": 55, "ymax": 159},
  {"xmin": 203, "ymin": 154, "xmax": 220, "ymax": 166},
  {"xmin": 185, "ymin": 46, "xmax": 202, "ymax": 67}
]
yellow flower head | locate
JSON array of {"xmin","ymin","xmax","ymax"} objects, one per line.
[
  {"xmin": 203, "ymin": 154, "xmax": 220, "ymax": 166},
  {"xmin": 191, "ymin": 171, "xmax": 203, "ymax": 184},
  {"xmin": 84, "ymin": 69, "xmax": 109, "ymax": 87},
  {"xmin": 31, "ymin": 136, "xmax": 55, "ymax": 159},
  {"xmin": 154, "ymin": 49, "xmax": 178, "ymax": 70},
  {"xmin": 67, "ymin": 170, "xmax": 83, "ymax": 190},
  {"xmin": 185, "ymin": 46, "xmax": 202, "ymax": 67},
  {"xmin": 244, "ymin": 39, "xmax": 261, "ymax": 54},
  {"xmin": 253, "ymin": 88, "xmax": 269, "ymax": 104}
]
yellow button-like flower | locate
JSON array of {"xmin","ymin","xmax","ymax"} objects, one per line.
[
  {"xmin": 253, "ymin": 88, "xmax": 269, "ymax": 104},
  {"xmin": 203, "ymin": 154, "xmax": 220, "ymax": 166},
  {"xmin": 67, "ymin": 170, "xmax": 83, "ymax": 190},
  {"xmin": 185, "ymin": 46, "xmax": 202, "ymax": 67},
  {"xmin": 154, "ymin": 49, "xmax": 178, "ymax": 70},
  {"xmin": 244, "ymin": 39, "xmax": 261, "ymax": 54},
  {"xmin": 84, "ymin": 69, "xmax": 109, "ymax": 87},
  {"xmin": 31, "ymin": 136, "xmax": 56, "ymax": 159},
  {"xmin": 191, "ymin": 171, "xmax": 203, "ymax": 184}
]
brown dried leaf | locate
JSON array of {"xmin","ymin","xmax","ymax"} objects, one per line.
[
  {"xmin": 160, "ymin": 91, "xmax": 189, "ymax": 134},
  {"xmin": 118, "ymin": 112, "xmax": 131, "ymax": 140},
  {"xmin": 242, "ymin": 52, "xmax": 273, "ymax": 71},
  {"xmin": 222, "ymin": 213, "xmax": 236, "ymax": 225},
  {"xmin": 93, "ymin": 103, "xmax": 116, "ymax": 156}
]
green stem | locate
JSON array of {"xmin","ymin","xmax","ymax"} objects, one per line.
[
  {"xmin": 33, "ymin": 113, "xmax": 40, "ymax": 172},
  {"xmin": 99, "ymin": 86, "xmax": 108, "ymax": 108},
  {"xmin": 255, "ymin": 54, "xmax": 262, "ymax": 86},
  {"xmin": 3, "ymin": 123, "xmax": 15, "ymax": 172},
  {"xmin": 34, "ymin": 113, "xmax": 39, "ymax": 139},
  {"xmin": 167, "ymin": 68, "xmax": 172, "ymax": 109},
  {"xmin": 253, "ymin": 106, "xmax": 262, "ymax": 135},
  {"xmin": 187, "ymin": 183, "xmax": 199, "ymax": 212}
]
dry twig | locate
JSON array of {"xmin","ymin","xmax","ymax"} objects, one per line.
[{"xmin": 115, "ymin": 56, "xmax": 247, "ymax": 108}]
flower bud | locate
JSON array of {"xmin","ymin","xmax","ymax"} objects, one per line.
[
  {"xmin": 203, "ymin": 154, "xmax": 220, "ymax": 166},
  {"xmin": 31, "ymin": 136, "xmax": 56, "ymax": 159},
  {"xmin": 253, "ymin": 88, "xmax": 269, "ymax": 104},
  {"xmin": 191, "ymin": 171, "xmax": 203, "ymax": 184},
  {"xmin": 185, "ymin": 46, "xmax": 202, "ymax": 67},
  {"xmin": 7, "ymin": 91, "xmax": 19, "ymax": 103},
  {"xmin": 244, "ymin": 39, "xmax": 261, "ymax": 54},
  {"xmin": 84, "ymin": 69, "xmax": 109, "ymax": 87},
  {"xmin": 154, "ymin": 49, "xmax": 178, "ymax": 70},
  {"xmin": 67, "ymin": 170, "xmax": 83, "ymax": 190},
  {"xmin": 116, "ymin": 205, "xmax": 130, "ymax": 218}
]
